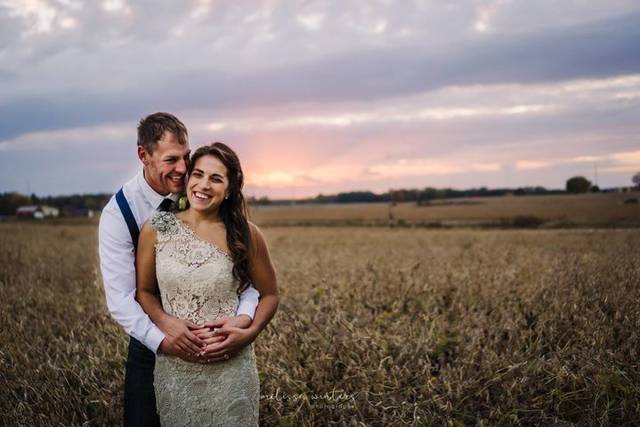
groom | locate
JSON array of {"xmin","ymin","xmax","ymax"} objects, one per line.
[{"xmin": 98, "ymin": 112, "xmax": 260, "ymax": 426}]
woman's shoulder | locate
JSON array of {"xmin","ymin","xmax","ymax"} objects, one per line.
[{"xmin": 149, "ymin": 211, "xmax": 179, "ymax": 234}]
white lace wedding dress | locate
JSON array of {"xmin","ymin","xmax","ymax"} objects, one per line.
[{"xmin": 150, "ymin": 211, "xmax": 259, "ymax": 427}]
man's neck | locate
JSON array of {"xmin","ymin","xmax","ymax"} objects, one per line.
[{"xmin": 143, "ymin": 168, "xmax": 169, "ymax": 196}]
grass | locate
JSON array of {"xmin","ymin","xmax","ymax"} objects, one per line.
[{"xmin": 0, "ymin": 222, "xmax": 639, "ymax": 425}]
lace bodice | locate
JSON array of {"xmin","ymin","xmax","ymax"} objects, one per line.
[
  {"xmin": 151, "ymin": 211, "xmax": 239, "ymax": 325},
  {"xmin": 149, "ymin": 211, "xmax": 259, "ymax": 426}
]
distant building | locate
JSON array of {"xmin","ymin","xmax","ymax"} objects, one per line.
[{"xmin": 16, "ymin": 205, "xmax": 60, "ymax": 219}]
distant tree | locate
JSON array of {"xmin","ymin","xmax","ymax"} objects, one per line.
[
  {"xmin": 0, "ymin": 192, "xmax": 32, "ymax": 215},
  {"xmin": 566, "ymin": 176, "xmax": 591, "ymax": 194},
  {"xmin": 590, "ymin": 185, "xmax": 600, "ymax": 193},
  {"xmin": 633, "ymin": 172, "xmax": 640, "ymax": 190}
]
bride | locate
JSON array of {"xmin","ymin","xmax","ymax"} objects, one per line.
[{"xmin": 135, "ymin": 142, "xmax": 279, "ymax": 426}]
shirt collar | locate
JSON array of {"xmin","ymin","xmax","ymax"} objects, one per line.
[{"xmin": 136, "ymin": 170, "xmax": 178, "ymax": 210}]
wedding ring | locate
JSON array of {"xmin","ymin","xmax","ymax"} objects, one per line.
[{"xmin": 224, "ymin": 354, "xmax": 230, "ymax": 360}]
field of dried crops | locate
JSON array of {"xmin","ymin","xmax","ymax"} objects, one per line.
[
  {"xmin": 251, "ymin": 192, "xmax": 640, "ymax": 228},
  {"xmin": 1, "ymin": 222, "xmax": 639, "ymax": 426}
]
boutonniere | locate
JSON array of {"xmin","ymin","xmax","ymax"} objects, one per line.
[{"xmin": 177, "ymin": 194, "xmax": 188, "ymax": 211}]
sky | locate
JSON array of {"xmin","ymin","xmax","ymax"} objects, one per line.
[{"xmin": 1, "ymin": 0, "xmax": 639, "ymax": 199}]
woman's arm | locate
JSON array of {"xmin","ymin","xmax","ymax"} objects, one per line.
[
  {"xmin": 244, "ymin": 222, "xmax": 279, "ymax": 334},
  {"xmin": 200, "ymin": 222, "xmax": 279, "ymax": 361},
  {"xmin": 135, "ymin": 221, "xmax": 206, "ymax": 357}
]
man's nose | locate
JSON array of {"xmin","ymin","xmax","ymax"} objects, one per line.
[{"xmin": 175, "ymin": 158, "xmax": 187, "ymax": 174}]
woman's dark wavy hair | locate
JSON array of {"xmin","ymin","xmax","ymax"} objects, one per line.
[{"xmin": 187, "ymin": 142, "xmax": 251, "ymax": 294}]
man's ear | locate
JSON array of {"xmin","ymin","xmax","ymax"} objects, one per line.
[{"xmin": 138, "ymin": 145, "xmax": 149, "ymax": 165}]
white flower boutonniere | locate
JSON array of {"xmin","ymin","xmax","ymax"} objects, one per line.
[{"xmin": 177, "ymin": 195, "xmax": 188, "ymax": 211}]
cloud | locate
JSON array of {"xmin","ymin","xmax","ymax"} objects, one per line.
[
  {"xmin": 201, "ymin": 102, "xmax": 557, "ymax": 133},
  {"xmin": 189, "ymin": 73, "xmax": 640, "ymax": 136},
  {"xmin": 1, "ymin": 7, "xmax": 640, "ymax": 141},
  {"xmin": 3, "ymin": 0, "xmax": 58, "ymax": 34},
  {"xmin": 1, "ymin": 2, "xmax": 640, "ymax": 195},
  {"xmin": 297, "ymin": 13, "xmax": 324, "ymax": 31},
  {"xmin": 610, "ymin": 149, "xmax": 640, "ymax": 165},
  {"xmin": 515, "ymin": 149, "xmax": 640, "ymax": 172},
  {"xmin": 516, "ymin": 160, "xmax": 556, "ymax": 170},
  {"xmin": 101, "ymin": 0, "xmax": 131, "ymax": 14}
]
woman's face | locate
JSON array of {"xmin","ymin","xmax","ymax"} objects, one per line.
[{"xmin": 187, "ymin": 154, "xmax": 230, "ymax": 214}]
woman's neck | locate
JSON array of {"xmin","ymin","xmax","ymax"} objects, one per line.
[{"xmin": 186, "ymin": 207, "xmax": 222, "ymax": 226}]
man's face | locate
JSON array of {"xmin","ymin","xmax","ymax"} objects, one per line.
[{"xmin": 139, "ymin": 131, "xmax": 191, "ymax": 195}]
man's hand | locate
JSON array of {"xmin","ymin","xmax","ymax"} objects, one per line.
[
  {"xmin": 157, "ymin": 316, "xmax": 206, "ymax": 360},
  {"xmin": 199, "ymin": 325, "xmax": 258, "ymax": 363}
]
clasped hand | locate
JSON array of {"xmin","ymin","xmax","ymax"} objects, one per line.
[{"xmin": 159, "ymin": 315, "xmax": 256, "ymax": 363}]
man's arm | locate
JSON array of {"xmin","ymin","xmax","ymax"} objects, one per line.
[
  {"xmin": 236, "ymin": 286, "xmax": 260, "ymax": 321},
  {"xmin": 98, "ymin": 203, "xmax": 166, "ymax": 353},
  {"xmin": 225, "ymin": 285, "xmax": 260, "ymax": 329}
]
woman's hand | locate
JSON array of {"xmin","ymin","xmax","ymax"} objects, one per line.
[
  {"xmin": 191, "ymin": 316, "xmax": 253, "ymax": 362},
  {"xmin": 198, "ymin": 325, "xmax": 259, "ymax": 362}
]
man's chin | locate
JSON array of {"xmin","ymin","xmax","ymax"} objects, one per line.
[{"xmin": 166, "ymin": 182, "xmax": 185, "ymax": 194}]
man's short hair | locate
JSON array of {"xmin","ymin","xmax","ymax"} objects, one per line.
[{"xmin": 137, "ymin": 112, "xmax": 188, "ymax": 153}]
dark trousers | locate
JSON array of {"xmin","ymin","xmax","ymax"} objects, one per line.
[{"xmin": 124, "ymin": 337, "xmax": 160, "ymax": 427}]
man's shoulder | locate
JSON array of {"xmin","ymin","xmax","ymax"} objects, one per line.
[
  {"xmin": 99, "ymin": 174, "xmax": 140, "ymax": 228},
  {"xmin": 121, "ymin": 173, "xmax": 143, "ymax": 200}
]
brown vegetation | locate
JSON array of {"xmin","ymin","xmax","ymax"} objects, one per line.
[
  {"xmin": 1, "ymin": 223, "xmax": 639, "ymax": 425},
  {"xmin": 251, "ymin": 192, "xmax": 640, "ymax": 228}
]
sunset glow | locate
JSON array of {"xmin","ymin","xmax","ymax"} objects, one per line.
[{"xmin": 1, "ymin": 1, "xmax": 639, "ymax": 198}]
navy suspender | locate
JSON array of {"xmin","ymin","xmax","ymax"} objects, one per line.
[{"xmin": 115, "ymin": 188, "xmax": 140, "ymax": 252}]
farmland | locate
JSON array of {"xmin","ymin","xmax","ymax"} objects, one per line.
[
  {"xmin": 1, "ymin": 195, "xmax": 639, "ymax": 425},
  {"xmin": 250, "ymin": 191, "xmax": 640, "ymax": 228}
]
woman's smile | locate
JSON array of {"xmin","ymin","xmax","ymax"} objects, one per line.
[{"xmin": 192, "ymin": 191, "xmax": 212, "ymax": 201}]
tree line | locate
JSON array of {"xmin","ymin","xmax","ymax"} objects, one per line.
[
  {"xmin": 0, "ymin": 193, "xmax": 112, "ymax": 216},
  {"xmin": 1, "ymin": 173, "xmax": 637, "ymax": 215}
]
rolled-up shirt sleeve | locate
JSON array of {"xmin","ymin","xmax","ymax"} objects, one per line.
[
  {"xmin": 237, "ymin": 285, "xmax": 260, "ymax": 319},
  {"xmin": 98, "ymin": 202, "xmax": 165, "ymax": 353}
]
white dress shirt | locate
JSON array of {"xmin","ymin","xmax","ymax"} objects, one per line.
[{"xmin": 99, "ymin": 171, "xmax": 260, "ymax": 353}]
